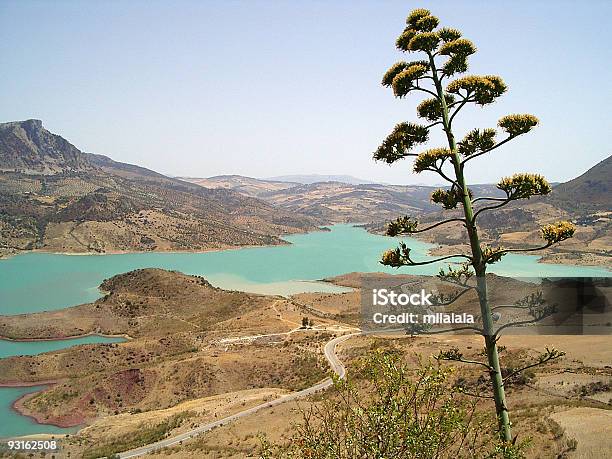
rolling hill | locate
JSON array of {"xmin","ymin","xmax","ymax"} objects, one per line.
[
  {"xmin": 413, "ymin": 155, "xmax": 612, "ymax": 266},
  {"xmin": 0, "ymin": 119, "xmax": 93, "ymax": 174},
  {"xmin": 266, "ymin": 174, "xmax": 376, "ymax": 185},
  {"xmin": 0, "ymin": 120, "xmax": 322, "ymax": 257},
  {"xmin": 549, "ymin": 155, "xmax": 611, "ymax": 212},
  {"xmin": 181, "ymin": 175, "xmax": 503, "ymax": 222},
  {"xmin": 182, "ymin": 155, "xmax": 611, "ymax": 267},
  {"xmin": 184, "ymin": 175, "xmax": 298, "ymax": 197}
]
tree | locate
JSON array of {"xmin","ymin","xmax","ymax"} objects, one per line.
[
  {"xmin": 375, "ymin": 8, "xmax": 575, "ymax": 442},
  {"xmin": 260, "ymin": 350, "xmax": 527, "ymax": 458},
  {"xmin": 302, "ymin": 316, "xmax": 310, "ymax": 328}
]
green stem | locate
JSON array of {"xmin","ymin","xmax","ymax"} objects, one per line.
[{"xmin": 427, "ymin": 54, "xmax": 512, "ymax": 443}]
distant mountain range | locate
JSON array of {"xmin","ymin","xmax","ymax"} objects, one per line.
[
  {"xmin": 183, "ymin": 157, "xmax": 611, "ymax": 266},
  {"xmin": 265, "ymin": 174, "xmax": 376, "ymax": 185},
  {"xmin": 183, "ymin": 175, "xmax": 505, "ymax": 222},
  {"xmin": 410, "ymin": 156, "xmax": 611, "ymax": 266},
  {"xmin": 549, "ymin": 155, "xmax": 611, "ymax": 212},
  {"xmin": 0, "ymin": 120, "xmax": 322, "ymax": 257},
  {"xmin": 184, "ymin": 157, "xmax": 611, "ymax": 225},
  {"xmin": 2, "ymin": 119, "xmax": 609, "ymax": 264},
  {"xmin": 0, "ymin": 119, "xmax": 93, "ymax": 174}
]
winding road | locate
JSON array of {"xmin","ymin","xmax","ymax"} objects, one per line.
[{"xmin": 118, "ymin": 332, "xmax": 358, "ymax": 458}]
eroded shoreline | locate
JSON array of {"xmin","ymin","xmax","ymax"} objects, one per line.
[
  {"xmin": 0, "ymin": 332, "xmax": 132, "ymax": 343},
  {"xmin": 10, "ymin": 383, "xmax": 85, "ymax": 429}
]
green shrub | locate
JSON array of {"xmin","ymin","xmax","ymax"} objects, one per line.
[
  {"xmin": 82, "ymin": 411, "xmax": 195, "ymax": 459},
  {"xmin": 261, "ymin": 350, "xmax": 528, "ymax": 458}
]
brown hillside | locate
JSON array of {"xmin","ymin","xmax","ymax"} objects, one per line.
[{"xmin": 0, "ymin": 120, "xmax": 322, "ymax": 257}]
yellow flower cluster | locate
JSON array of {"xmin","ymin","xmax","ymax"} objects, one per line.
[
  {"xmin": 414, "ymin": 148, "xmax": 452, "ymax": 173},
  {"xmin": 498, "ymin": 114, "xmax": 539, "ymax": 137},
  {"xmin": 373, "ymin": 122, "xmax": 429, "ymax": 164},
  {"xmin": 392, "ymin": 64, "xmax": 430, "ymax": 98},
  {"xmin": 431, "ymin": 187, "xmax": 469, "ymax": 210},
  {"xmin": 380, "ymin": 242, "xmax": 412, "ymax": 267},
  {"xmin": 497, "ymin": 173, "xmax": 551, "ymax": 199},
  {"xmin": 382, "ymin": 60, "xmax": 429, "ymax": 87},
  {"xmin": 406, "ymin": 9, "xmax": 435, "ymax": 28},
  {"xmin": 386, "ymin": 216, "xmax": 419, "ymax": 236},
  {"xmin": 439, "ymin": 38, "xmax": 476, "ymax": 57},
  {"xmin": 396, "ymin": 9, "xmax": 441, "ymax": 52},
  {"xmin": 458, "ymin": 128, "xmax": 497, "ymax": 156},
  {"xmin": 447, "ymin": 75, "xmax": 507, "ymax": 105},
  {"xmin": 438, "ymin": 27, "xmax": 462, "ymax": 43},
  {"xmin": 407, "ymin": 32, "xmax": 441, "ymax": 52},
  {"xmin": 482, "ymin": 246, "xmax": 505, "ymax": 264},
  {"xmin": 540, "ymin": 221, "xmax": 576, "ymax": 244},
  {"xmin": 417, "ymin": 95, "xmax": 456, "ymax": 122}
]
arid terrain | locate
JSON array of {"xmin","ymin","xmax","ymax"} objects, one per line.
[
  {"xmin": 182, "ymin": 156, "xmax": 611, "ymax": 268},
  {"xmin": 0, "ymin": 126, "xmax": 609, "ymax": 458},
  {"xmin": 1, "ymin": 270, "xmax": 610, "ymax": 458},
  {"xmin": 0, "ymin": 120, "xmax": 322, "ymax": 258},
  {"xmin": 2, "ymin": 120, "xmax": 609, "ymax": 269},
  {"xmin": 360, "ymin": 156, "xmax": 612, "ymax": 267},
  {"xmin": 183, "ymin": 175, "xmax": 503, "ymax": 223},
  {"xmin": 1, "ymin": 3, "xmax": 610, "ymax": 459}
]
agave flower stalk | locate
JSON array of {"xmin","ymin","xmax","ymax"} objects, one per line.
[{"xmin": 376, "ymin": 8, "xmax": 575, "ymax": 443}]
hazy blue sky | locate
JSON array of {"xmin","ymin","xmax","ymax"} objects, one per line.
[{"xmin": 1, "ymin": 0, "xmax": 610, "ymax": 185}]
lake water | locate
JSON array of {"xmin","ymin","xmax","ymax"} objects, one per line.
[
  {"xmin": 0, "ymin": 335, "xmax": 126, "ymax": 439},
  {"xmin": 1, "ymin": 224, "xmax": 608, "ymax": 315},
  {"xmin": 0, "ymin": 224, "xmax": 609, "ymax": 437},
  {"xmin": 0, "ymin": 335, "xmax": 126, "ymax": 359},
  {"xmin": 0, "ymin": 386, "xmax": 79, "ymax": 438}
]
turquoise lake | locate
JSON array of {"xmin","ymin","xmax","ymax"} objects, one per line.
[
  {"xmin": 0, "ymin": 335, "xmax": 126, "ymax": 359},
  {"xmin": 0, "ymin": 224, "xmax": 609, "ymax": 438},
  {"xmin": 1, "ymin": 224, "xmax": 609, "ymax": 316},
  {"xmin": 0, "ymin": 335, "xmax": 126, "ymax": 439},
  {"xmin": 0, "ymin": 386, "xmax": 78, "ymax": 438}
]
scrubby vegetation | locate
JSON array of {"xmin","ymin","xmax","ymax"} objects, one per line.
[
  {"xmin": 81, "ymin": 411, "xmax": 195, "ymax": 459},
  {"xmin": 261, "ymin": 350, "xmax": 528, "ymax": 458},
  {"xmin": 0, "ymin": 120, "xmax": 322, "ymax": 257}
]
